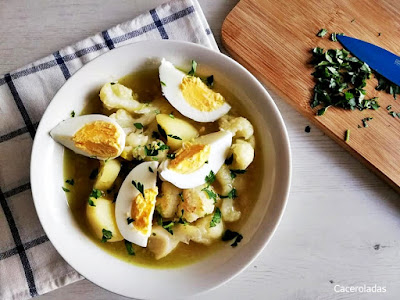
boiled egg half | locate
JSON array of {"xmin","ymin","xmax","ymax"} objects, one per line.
[
  {"xmin": 159, "ymin": 59, "xmax": 231, "ymax": 122},
  {"xmin": 115, "ymin": 161, "xmax": 159, "ymax": 247},
  {"xmin": 159, "ymin": 130, "xmax": 232, "ymax": 189},
  {"xmin": 50, "ymin": 114, "xmax": 126, "ymax": 160}
]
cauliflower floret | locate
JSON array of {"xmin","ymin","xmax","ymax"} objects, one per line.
[
  {"xmin": 156, "ymin": 182, "xmax": 181, "ymax": 219},
  {"xmin": 126, "ymin": 131, "xmax": 148, "ymax": 148},
  {"xmin": 109, "ymin": 109, "xmax": 136, "ymax": 128},
  {"xmin": 110, "ymin": 109, "xmax": 157, "ymax": 129},
  {"xmin": 177, "ymin": 184, "xmax": 215, "ymax": 223},
  {"xmin": 100, "ymin": 83, "xmax": 142, "ymax": 113},
  {"xmin": 148, "ymin": 225, "xmax": 180, "ymax": 260},
  {"xmin": 246, "ymin": 135, "xmax": 256, "ymax": 148},
  {"xmin": 231, "ymin": 139, "xmax": 254, "ymax": 170},
  {"xmin": 216, "ymin": 165, "xmax": 234, "ymax": 195},
  {"xmin": 191, "ymin": 213, "xmax": 224, "ymax": 245},
  {"xmin": 218, "ymin": 115, "xmax": 254, "ymax": 140},
  {"xmin": 221, "ymin": 198, "xmax": 241, "ymax": 222},
  {"xmin": 174, "ymin": 223, "xmax": 202, "ymax": 244},
  {"xmin": 120, "ymin": 131, "xmax": 149, "ymax": 161}
]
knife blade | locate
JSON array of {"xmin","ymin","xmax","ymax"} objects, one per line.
[{"xmin": 337, "ymin": 35, "xmax": 400, "ymax": 86}]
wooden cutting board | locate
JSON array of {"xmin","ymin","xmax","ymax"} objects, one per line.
[{"xmin": 222, "ymin": 0, "xmax": 400, "ymax": 190}]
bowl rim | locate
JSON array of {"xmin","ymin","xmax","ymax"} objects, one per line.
[{"xmin": 30, "ymin": 39, "xmax": 291, "ymax": 298}]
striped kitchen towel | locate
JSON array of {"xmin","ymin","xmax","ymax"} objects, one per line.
[{"xmin": 0, "ymin": 0, "xmax": 218, "ymax": 299}]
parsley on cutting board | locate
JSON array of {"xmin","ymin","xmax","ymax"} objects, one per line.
[{"xmin": 312, "ymin": 29, "xmax": 400, "ymax": 118}]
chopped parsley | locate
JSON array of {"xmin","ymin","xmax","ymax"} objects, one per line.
[
  {"xmin": 317, "ymin": 28, "xmax": 328, "ymax": 37},
  {"xmin": 389, "ymin": 111, "xmax": 397, "ymax": 118},
  {"xmin": 375, "ymin": 73, "xmax": 400, "ymax": 99},
  {"xmin": 230, "ymin": 169, "xmax": 246, "ymax": 179},
  {"xmin": 386, "ymin": 105, "xmax": 392, "ymax": 110},
  {"xmin": 65, "ymin": 179, "xmax": 74, "ymax": 185},
  {"xmin": 311, "ymin": 47, "xmax": 380, "ymax": 114},
  {"xmin": 134, "ymin": 123, "xmax": 144, "ymax": 129},
  {"xmin": 131, "ymin": 180, "xmax": 145, "ymax": 197},
  {"xmin": 169, "ymin": 113, "xmax": 175, "ymax": 119},
  {"xmin": 179, "ymin": 192, "xmax": 184, "ymax": 202},
  {"xmin": 178, "ymin": 210, "xmax": 188, "ymax": 225},
  {"xmin": 317, "ymin": 106, "xmax": 330, "ymax": 116},
  {"xmin": 167, "ymin": 134, "xmax": 182, "ymax": 140},
  {"xmin": 330, "ymin": 32, "xmax": 344, "ymax": 42},
  {"xmin": 88, "ymin": 199, "xmax": 96, "ymax": 207},
  {"xmin": 210, "ymin": 208, "xmax": 222, "ymax": 228},
  {"xmin": 205, "ymin": 170, "xmax": 216, "ymax": 185},
  {"xmin": 345, "ymin": 129, "xmax": 350, "ymax": 142},
  {"xmin": 89, "ymin": 168, "xmax": 99, "ymax": 180},
  {"xmin": 70, "ymin": 110, "xmax": 75, "ymax": 117},
  {"xmin": 162, "ymin": 221, "xmax": 174, "ymax": 235},
  {"xmin": 362, "ymin": 117, "xmax": 373, "ymax": 127},
  {"xmin": 124, "ymin": 240, "xmax": 135, "ymax": 255},
  {"xmin": 222, "ymin": 229, "xmax": 243, "ymax": 247},
  {"xmin": 127, "ymin": 217, "xmax": 134, "ymax": 225},
  {"xmin": 154, "ymin": 109, "xmax": 161, "ymax": 115},
  {"xmin": 157, "ymin": 124, "xmax": 168, "ymax": 139},
  {"xmin": 62, "ymin": 187, "xmax": 70, "ymax": 192},
  {"xmin": 188, "ymin": 60, "xmax": 197, "ymax": 76},
  {"xmin": 206, "ymin": 75, "xmax": 214, "ymax": 88},
  {"xmin": 225, "ymin": 154, "xmax": 233, "ymax": 165},
  {"xmin": 220, "ymin": 188, "xmax": 237, "ymax": 199},
  {"xmin": 144, "ymin": 142, "xmax": 169, "ymax": 156},
  {"xmin": 90, "ymin": 189, "xmax": 102, "ymax": 199},
  {"xmin": 160, "ymin": 81, "xmax": 166, "ymax": 87},
  {"xmin": 101, "ymin": 229, "xmax": 113, "ymax": 243},
  {"xmin": 202, "ymin": 187, "xmax": 217, "ymax": 203},
  {"xmin": 148, "ymin": 166, "xmax": 154, "ymax": 173},
  {"xmin": 167, "ymin": 153, "xmax": 176, "ymax": 159}
]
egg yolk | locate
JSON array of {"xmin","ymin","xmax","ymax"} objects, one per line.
[
  {"xmin": 72, "ymin": 121, "xmax": 121, "ymax": 158},
  {"xmin": 180, "ymin": 76, "xmax": 226, "ymax": 111},
  {"xmin": 168, "ymin": 143, "xmax": 211, "ymax": 174},
  {"xmin": 131, "ymin": 188, "xmax": 158, "ymax": 235}
]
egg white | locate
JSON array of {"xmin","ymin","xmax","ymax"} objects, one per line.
[
  {"xmin": 159, "ymin": 59, "xmax": 231, "ymax": 122},
  {"xmin": 115, "ymin": 161, "xmax": 159, "ymax": 247},
  {"xmin": 159, "ymin": 131, "xmax": 233, "ymax": 189},
  {"xmin": 50, "ymin": 114, "xmax": 126, "ymax": 160}
]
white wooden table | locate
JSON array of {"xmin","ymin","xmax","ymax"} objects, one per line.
[{"xmin": 1, "ymin": 0, "xmax": 399, "ymax": 299}]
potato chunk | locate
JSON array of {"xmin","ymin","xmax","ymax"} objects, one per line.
[
  {"xmin": 156, "ymin": 182, "xmax": 181, "ymax": 219},
  {"xmin": 177, "ymin": 184, "xmax": 215, "ymax": 223},
  {"xmin": 86, "ymin": 197, "xmax": 123, "ymax": 242},
  {"xmin": 93, "ymin": 159, "xmax": 121, "ymax": 191},
  {"xmin": 218, "ymin": 115, "xmax": 254, "ymax": 139},
  {"xmin": 231, "ymin": 139, "xmax": 254, "ymax": 170},
  {"xmin": 148, "ymin": 225, "xmax": 180, "ymax": 260},
  {"xmin": 191, "ymin": 214, "xmax": 224, "ymax": 245},
  {"xmin": 156, "ymin": 114, "xmax": 198, "ymax": 151},
  {"xmin": 221, "ymin": 198, "xmax": 241, "ymax": 222}
]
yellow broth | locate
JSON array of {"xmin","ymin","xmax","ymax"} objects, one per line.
[{"xmin": 63, "ymin": 68, "xmax": 263, "ymax": 268}]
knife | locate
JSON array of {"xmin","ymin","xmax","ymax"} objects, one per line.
[{"xmin": 337, "ymin": 35, "xmax": 400, "ymax": 86}]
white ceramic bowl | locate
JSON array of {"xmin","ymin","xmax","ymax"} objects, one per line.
[{"xmin": 31, "ymin": 40, "xmax": 291, "ymax": 299}]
